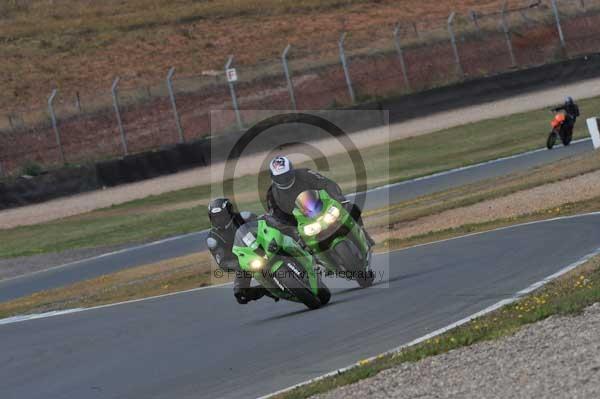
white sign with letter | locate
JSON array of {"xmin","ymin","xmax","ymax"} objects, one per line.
[{"xmin": 226, "ymin": 68, "xmax": 238, "ymax": 83}]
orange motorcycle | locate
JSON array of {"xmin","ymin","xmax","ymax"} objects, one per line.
[{"xmin": 546, "ymin": 111, "xmax": 573, "ymax": 150}]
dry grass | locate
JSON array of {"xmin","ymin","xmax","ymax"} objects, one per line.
[
  {"xmin": 0, "ymin": 251, "xmax": 227, "ymax": 318},
  {"xmin": 366, "ymin": 150, "xmax": 600, "ymax": 235}
]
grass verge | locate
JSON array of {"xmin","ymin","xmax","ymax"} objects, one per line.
[
  {"xmin": 366, "ymin": 149, "xmax": 600, "ymax": 232},
  {"xmin": 272, "ymin": 254, "xmax": 600, "ymax": 399},
  {"xmin": 382, "ymin": 194, "xmax": 600, "ymax": 252},
  {"xmin": 0, "ymin": 94, "xmax": 594, "ymax": 258},
  {"xmin": 0, "ymin": 252, "xmax": 224, "ymax": 319}
]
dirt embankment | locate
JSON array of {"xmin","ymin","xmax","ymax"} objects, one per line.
[
  {"xmin": 4, "ymin": 0, "xmax": 600, "ymax": 175},
  {"xmin": 0, "ymin": 0, "xmax": 524, "ymax": 112}
]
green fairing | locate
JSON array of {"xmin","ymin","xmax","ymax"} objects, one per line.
[
  {"xmin": 293, "ymin": 190, "xmax": 369, "ymax": 273},
  {"xmin": 232, "ymin": 220, "xmax": 319, "ymax": 300}
]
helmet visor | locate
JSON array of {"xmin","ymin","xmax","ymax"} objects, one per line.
[
  {"xmin": 295, "ymin": 190, "xmax": 323, "ymax": 218},
  {"xmin": 210, "ymin": 207, "xmax": 233, "ymax": 228}
]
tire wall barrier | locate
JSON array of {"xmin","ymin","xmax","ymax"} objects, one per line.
[{"xmin": 3, "ymin": 53, "xmax": 600, "ymax": 210}]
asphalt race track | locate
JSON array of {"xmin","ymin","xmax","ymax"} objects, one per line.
[
  {"xmin": 2, "ymin": 213, "xmax": 600, "ymax": 398},
  {"xmin": 0, "ymin": 139, "xmax": 592, "ymax": 302}
]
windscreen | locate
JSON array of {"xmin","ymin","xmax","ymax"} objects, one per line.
[
  {"xmin": 233, "ymin": 221, "xmax": 259, "ymax": 247},
  {"xmin": 295, "ymin": 190, "xmax": 323, "ymax": 218}
]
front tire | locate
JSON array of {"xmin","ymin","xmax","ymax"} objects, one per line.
[
  {"xmin": 333, "ymin": 240, "xmax": 365, "ymax": 274},
  {"xmin": 332, "ymin": 240, "xmax": 373, "ymax": 288},
  {"xmin": 275, "ymin": 263, "xmax": 321, "ymax": 310},
  {"xmin": 547, "ymin": 131, "xmax": 557, "ymax": 150},
  {"xmin": 356, "ymin": 270, "xmax": 375, "ymax": 288}
]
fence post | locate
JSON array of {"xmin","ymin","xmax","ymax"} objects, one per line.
[
  {"xmin": 412, "ymin": 22, "xmax": 421, "ymax": 39},
  {"xmin": 501, "ymin": 2, "xmax": 517, "ymax": 67},
  {"xmin": 166, "ymin": 67, "xmax": 185, "ymax": 143},
  {"xmin": 469, "ymin": 10, "xmax": 481, "ymax": 34},
  {"xmin": 225, "ymin": 55, "xmax": 243, "ymax": 130},
  {"xmin": 281, "ymin": 44, "xmax": 297, "ymax": 111},
  {"xmin": 580, "ymin": 0, "xmax": 586, "ymax": 11},
  {"xmin": 111, "ymin": 77, "xmax": 128, "ymax": 156},
  {"xmin": 551, "ymin": 0, "xmax": 566, "ymax": 49},
  {"xmin": 48, "ymin": 89, "xmax": 66, "ymax": 164},
  {"xmin": 338, "ymin": 32, "xmax": 355, "ymax": 104},
  {"xmin": 75, "ymin": 91, "xmax": 82, "ymax": 113},
  {"xmin": 448, "ymin": 12, "xmax": 464, "ymax": 78},
  {"xmin": 393, "ymin": 24, "xmax": 411, "ymax": 91}
]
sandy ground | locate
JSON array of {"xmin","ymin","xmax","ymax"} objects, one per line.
[
  {"xmin": 374, "ymin": 169, "xmax": 600, "ymax": 242},
  {"xmin": 2, "ymin": 76, "xmax": 600, "ymax": 230},
  {"xmin": 315, "ymin": 302, "xmax": 600, "ymax": 399}
]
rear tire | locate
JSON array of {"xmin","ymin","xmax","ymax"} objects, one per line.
[
  {"xmin": 275, "ymin": 263, "xmax": 321, "ymax": 310},
  {"xmin": 547, "ymin": 131, "xmax": 557, "ymax": 150},
  {"xmin": 561, "ymin": 132, "xmax": 572, "ymax": 146},
  {"xmin": 317, "ymin": 278, "xmax": 331, "ymax": 305}
]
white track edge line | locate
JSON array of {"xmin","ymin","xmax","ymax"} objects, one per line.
[
  {"xmin": 1, "ymin": 211, "xmax": 599, "ymax": 326},
  {"xmin": 258, "ymin": 245, "xmax": 600, "ymax": 399},
  {"xmin": 2, "ymin": 138, "xmax": 591, "ymax": 284},
  {"xmin": 0, "ymin": 282, "xmax": 233, "ymax": 326}
]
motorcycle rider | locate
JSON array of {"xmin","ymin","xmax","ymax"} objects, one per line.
[
  {"xmin": 552, "ymin": 96, "xmax": 580, "ymax": 135},
  {"xmin": 265, "ymin": 156, "xmax": 375, "ymax": 246},
  {"xmin": 206, "ymin": 198, "xmax": 276, "ymax": 305}
]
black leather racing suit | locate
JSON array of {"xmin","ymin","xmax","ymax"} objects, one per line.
[
  {"xmin": 206, "ymin": 211, "xmax": 269, "ymax": 304},
  {"xmin": 266, "ymin": 168, "xmax": 368, "ymax": 234}
]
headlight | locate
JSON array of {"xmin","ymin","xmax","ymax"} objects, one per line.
[
  {"xmin": 250, "ymin": 258, "xmax": 265, "ymax": 271},
  {"xmin": 303, "ymin": 222, "xmax": 322, "ymax": 236},
  {"xmin": 322, "ymin": 206, "xmax": 340, "ymax": 225}
]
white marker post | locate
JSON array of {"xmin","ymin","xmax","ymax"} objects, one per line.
[
  {"xmin": 586, "ymin": 117, "xmax": 600, "ymax": 149},
  {"xmin": 224, "ymin": 56, "xmax": 243, "ymax": 130}
]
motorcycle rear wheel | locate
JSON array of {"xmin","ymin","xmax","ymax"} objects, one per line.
[{"xmin": 317, "ymin": 278, "xmax": 331, "ymax": 305}]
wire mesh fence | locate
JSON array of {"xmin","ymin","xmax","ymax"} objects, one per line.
[{"xmin": 2, "ymin": 0, "xmax": 600, "ymax": 176}]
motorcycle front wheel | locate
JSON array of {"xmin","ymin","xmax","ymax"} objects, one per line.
[
  {"xmin": 332, "ymin": 240, "xmax": 373, "ymax": 288},
  {"xmin": 547, "ymin": 131, "xmax": 557, "ymax": 150},
  {"xmin": 275, "ymin": 263, "xmax": 322, "ymax": 310}
]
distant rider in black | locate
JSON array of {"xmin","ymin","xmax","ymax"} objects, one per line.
[{"xmin": 552, "ymin": 96, "xmax": 580, "ymax": 135}]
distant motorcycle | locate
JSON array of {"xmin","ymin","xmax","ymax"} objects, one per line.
[
  {"xmin": 293, "ymin": 190, "xmax": 375, "ymax": 288},
  {"xmin": 547, "ymin": 111, "xmax": 573, "ymax": 150},
  {"xmin": 232, "ymin": 219, "xmax": 330, "ymax": 309}
]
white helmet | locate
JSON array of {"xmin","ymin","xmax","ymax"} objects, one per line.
[{"xmin": 269, "ymin": 156, "xmax": 295, "ymax": 189}]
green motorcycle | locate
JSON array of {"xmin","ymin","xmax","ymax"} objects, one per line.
[
  {"xmin": 293, "ymin": 190, "xmax": 375, "ymax": 288},
  {"xmin": 232, "ymin": 219, "xmax": 331, "ymax": 309}
]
